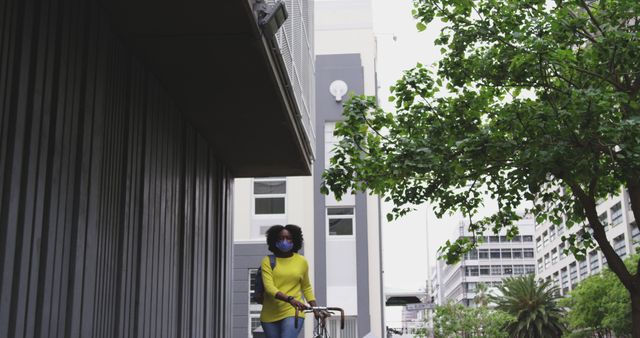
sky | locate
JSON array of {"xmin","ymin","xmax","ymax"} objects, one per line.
[
  {"xmin": 370, "ymin": 0, "xmax": 501, "ymax": 331},
  {"xmin": 372, "ymin": 0, "xmax": 449, "ymax": 293}
]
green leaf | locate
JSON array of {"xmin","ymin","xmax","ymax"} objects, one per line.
[{"xmin": 416, "ymin": 22, "xmax": 427, "ymax": 32}]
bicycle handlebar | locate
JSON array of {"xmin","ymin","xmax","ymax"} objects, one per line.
[{"xmin": 294, "ymin": 306, "xmax": 345, "ymax": 330}]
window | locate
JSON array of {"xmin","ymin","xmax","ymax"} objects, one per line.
[
  {"xmin": 611, "ymin": 202, "xmax": 623, "ymax": 226},
  {"xmin": 561, "ymin": 270, "xmax": 569, "ymax": 294},
  {"xmin": 327, "ymin": 207, "xmax": 355, "ymax": 236},
  {"xmin": 536, "ymin": 237, "xmax": 542, "ymax": 252},
  {"xmin": 543, "ymin": 231, "xmax": 549, "ymax": 246},
  {"xmin": 524, "ymin": 248, "xmax": 534, "ymax": 258},
  {"xmin": 466, "ymin": 249, "xmax": 478, "ymax": 260},
  {"xmin": 465, "ymin": 282, "xmax": 477, "ymax": 292},
  {"xmin": 579, "ymin": 259, "xmax": 588, "ymax": 279},
  {"xmin": 589, "ymin": 251, "xmax": 599, "ymax": 274},
  {"xmin": 249, "ymin": 269, "xmax": 259, "ymax": 304},
  {"xmin": 513, "ymin": 265, "xmax": 524, "ymax": 275},
  {"xmin": 500, "ymin": 235, "xmax": 508, "ymax": 242},
  {"xmin": 491, "ymin": 265, "xmax": 502, "ymax": 275},
  {"xmin": 512, "ymin": 248, "xmax": 523, "ymax": 259},
  {"xmin": 570, "ymin": 263, "xmax": 578, "ymax": 287},
  {"xmin": 537, "ymin": 258, "xmax": 543, "ymax": 272},
  {"xmin": 632, "ymin": 221, "xmax": 639, "ymax": 243},
  {"xmin": 559, "ymin": 243, "xmax": 566, "ymax": 260},
  {"xmin": 466, "ymin": 266, "xmax": 479, "ymax": 276},
  {"xmin": 479, "ymin": 249, "xmax": 489, "ymax": 259},
  {"xmin": 503, "ymin": 265, "xmax": 513, "ymax": 275},
  {"xmin": 598, "ymin": 212, "xmax": 608, "ymax": 230},
  {"xmin": 525, "ymin": 265, "xmax": 536, "ymax": 274},
  {"xmin": 501, "ymin": 248, "xmax": 512, "ymax": 259},
  {"xmin": 614, "ymin": 234, "xmax": 626, "ymax": 258},
  {"xmin": 253, "ymin": 179, "xmax": 286, "ymax": 215},
  {"xmin": 553, "ymin": 272, "xmax": 560, "ymax": 287},
  {"xmin": 551, "ymin": 248, "xmax": 558, "ymax": 265},
  {"xmin": 544, "ymin": 254, "xmax": 550, "ymax": 268},
  {"xmin": 549, "ymin": 225, "xmax": 556, "ymax": 241},
  {"xmin": 490, "ymin": 249, "xmax": 501, "ymax": 259},
  {"xmin": 523, "ymin": 235, "xmax": 533, "ymax": 242},
  {"xmin": 512, "ymin": 235, "xmax": 522, "ymax": 242},
  {"xmin": 489, "ymin": 235, "xmax": 500, "ymax": 243},
  {"xmin": 479, "ymin": 265, "xmax": 490, "ymax": 276}
]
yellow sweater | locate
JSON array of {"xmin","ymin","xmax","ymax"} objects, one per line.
[{"xmin": 260, "ymin": 253, "xmax": 316, "ymax": 323}]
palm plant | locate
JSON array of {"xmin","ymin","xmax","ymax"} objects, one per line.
[
  {"xmin": 490, "ymin": 274, "xmax": 565, "ymax": 338},
  {"xmin": 473, "ymin": 282, "xmax": 489, "ymax": 307}
]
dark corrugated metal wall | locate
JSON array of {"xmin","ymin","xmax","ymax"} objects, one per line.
[{"xmin": 0, "ymin": 0, "xmax": 233, "ymax": 337}]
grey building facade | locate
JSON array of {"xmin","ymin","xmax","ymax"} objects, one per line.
[
  {"xmin": 0, "ymin": 0, "xmax": 313, "ymax": 337},
  {"xmin": 314, "ymin": 54, "xmax": 378, "ymax": 337}
]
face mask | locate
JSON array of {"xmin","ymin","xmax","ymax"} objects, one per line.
[{"xmin": 276, "ymin": 239, "xmax": 294, "ymax": 253}]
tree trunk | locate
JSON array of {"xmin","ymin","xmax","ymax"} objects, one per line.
[{"xmin": 632, "ymin": 291, "xmax": 640, "ymax": 338}]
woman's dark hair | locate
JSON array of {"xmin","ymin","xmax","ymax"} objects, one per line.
[{"xmin": 266, "ymin": 224, "xmax": 303, "ymax": 253}]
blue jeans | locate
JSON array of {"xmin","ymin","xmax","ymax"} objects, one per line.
[{"xmin": 261, "ymin": 317, "xmax": 303, "ymax": 338}]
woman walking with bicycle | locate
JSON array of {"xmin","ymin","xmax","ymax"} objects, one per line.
[{"xmin": 260, "ymin": 224, "xmax": 317, "ymax": 338}]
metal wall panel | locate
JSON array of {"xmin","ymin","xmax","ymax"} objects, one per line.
[{"xmin": 0, "ymin": 0, "xmax": 233, "ymax": 337}]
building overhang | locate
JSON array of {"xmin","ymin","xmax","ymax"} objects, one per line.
[{"xmin": 101, "ymin": 0, "xmax": 313, "ymax": 177}]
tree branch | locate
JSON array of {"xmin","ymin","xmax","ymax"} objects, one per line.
[
  {"xmin": 556, "ymin": 62, "xmax": 624, "ymax": 92},
  {"xmin": 360, "ymin": 110, "xmax": 391, "ymax": 142},
  {"xmin": 578, "ymin": 0, "xmax": 606, "ymax": 37},
  {"xmin": 566, "ymin": 9, "xmax": 600, "ymax": 44}
]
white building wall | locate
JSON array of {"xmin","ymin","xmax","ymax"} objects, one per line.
[
  {"xmin": 315, "ymin": 0, "xmax": 376, "ymax": 96},
  {"xmin": 233, "ymin": 177, "xmax": 314, "ymax": 242}
]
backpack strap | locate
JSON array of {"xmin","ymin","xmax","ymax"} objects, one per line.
[{"xmin": 268, "ymin": 254, "xmax": 276, "ymax": 270}]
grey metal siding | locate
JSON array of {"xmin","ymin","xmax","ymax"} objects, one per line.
[{"xmin": 0, "ymin": 1, "xmax": 233, "ymax": 337}]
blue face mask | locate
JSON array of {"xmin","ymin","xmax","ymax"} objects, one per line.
[{"xmin": 276, "ymin": 239, "xmax": 294, "ymax": 253}]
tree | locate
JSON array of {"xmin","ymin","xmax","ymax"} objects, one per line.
[
  {"xmin": 432, "ymin": 302, "xmax": 511, "ymax": 338},
  {"xmin": 560, "ymin": 255, "xmax": 638, "ymax": 338},
  {"xmin": 490, "ymin": 274, "xmax": 565, "ymax": 337},
  {"xmin": 321, "ymin": 0, "xmax": 640, "ymax": 334}
]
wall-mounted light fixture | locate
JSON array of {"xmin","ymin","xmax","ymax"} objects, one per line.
[
  {"xmin": 258, "ymin": 1, "xmax": 288, "ymax": 37},
  {"xmin": 329, "ymin": 80, "xmax": 348, "ymax": 102}
]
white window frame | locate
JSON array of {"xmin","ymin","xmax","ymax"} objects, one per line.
[
  {"xmin": 326, "ymin": 206, "xmax": 356, "ymax": 238},
  {"xmin": 253, "ymin": 178, "xmax": 287, "ymax": 216}
]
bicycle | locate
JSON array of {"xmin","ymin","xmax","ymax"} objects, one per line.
[{"xmin": 294, "ymin": 306, "xmax": 344, "ymax": 338}]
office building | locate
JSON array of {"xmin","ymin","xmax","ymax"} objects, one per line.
[
  {"xmin": 535, "ymin": 189, "xmax": 639, "ymax": 295},
  {"xmin": 432, "ymin": 217, "xmax": 537, "ymax": 306}
]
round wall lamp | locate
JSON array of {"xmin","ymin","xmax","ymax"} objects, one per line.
[{"xmin": 329, "ymin": 80, "xmax": 348, "ymax": 102}]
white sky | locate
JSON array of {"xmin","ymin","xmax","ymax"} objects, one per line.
[
  {"xmin": 370, "ymin": 0, "xmax": 502, "ymax": 331},
  {"xmin": 372, "ymin": 0, "xmax": 450, "ymax": 293}
]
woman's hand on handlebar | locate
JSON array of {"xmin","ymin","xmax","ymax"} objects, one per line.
[{"xmin": 313, "ymin": 309, "xmax": 330, "ymax": 319}]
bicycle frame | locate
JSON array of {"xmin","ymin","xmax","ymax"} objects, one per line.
[{"xmin": 294, "ymin": 306, "xmax": 345, "ymax": 336}]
